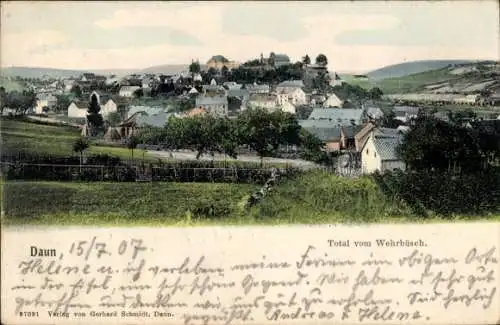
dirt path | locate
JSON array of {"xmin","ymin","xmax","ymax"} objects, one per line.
[{"xmin": 147, "ymin": 150, "xmax": 323, "ymax": 170}]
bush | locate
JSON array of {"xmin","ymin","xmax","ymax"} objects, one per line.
[{"xmin": 373, "ymin": 168, "xmax": 500, "ymax": 217}]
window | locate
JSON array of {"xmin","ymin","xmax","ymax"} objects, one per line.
[
  {"xmin": 366, "ymin": 149, "xmax": 369, "ymax": 154},
  {"xmin": 374, "ymin": 152, "xmax": 377, "ymax": 158}
]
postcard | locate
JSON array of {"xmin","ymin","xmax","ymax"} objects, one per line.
[{"xmin": 1, "ymin": 1, "xmax": 499, "ymax": 324}]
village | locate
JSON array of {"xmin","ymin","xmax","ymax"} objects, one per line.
[
  {"xmin": 1, "ymin": 51, "xmax": 500, "ymax": 225},
  {"xmin": 2, "ymin": 53, "xmax": 499, "ymax": 176}
]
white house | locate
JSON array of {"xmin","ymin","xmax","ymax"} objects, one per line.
[
  {"xmin": 35, "ymin": 94, "xmax": 57, "ymax": 114},
  {"xmin": 393, "ymin": 106, "xmax": 420, "ymax": 123},
  {"xmin": 119, "ymin": 86, "xmax": 141, "ymax": 98},
  {"xmin": 246, "ymin": 94, "xmax": 279, "ymax": 112},
  {"xmin": 67, "ymin": 101, "xmax": 88, "ymax": 119},
  {"xmin": 280, "ymin": 101, "xmax": 296, "ymax": 114},
  {"xmin": 100, "ymin": 99, "xmax": 118, "ymax": 118},
  {"xmin": 361, "ymin": 132, "xmax": 406, "ymax": 174},
  {"xmin": 195, "ymin": 95, "xmax": 228, "ymax": 117},
  {"xmin": 276, "ymin": 87, "xmax": 307, "ymax": 106},
  {"xmin": 323, "ymin": 93, "xmax": 343, "ymax": 108}
]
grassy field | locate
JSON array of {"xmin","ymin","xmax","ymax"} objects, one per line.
[
  {"xmin": 343, "ymin": 68, "xmax": 462, "ymax": 94},
  {"xmin": 0, "ymin": 118, "xmax": 293, "ymax": 168},
  {"xmin": 0, "ymin": 118, "xmax": 156, "ymax": 161},
  {"xmin": 0, "ymin": 77, "xmax": 25, "ymax": 92},
  {"xmin": 2, "ymin": 172, "xmax": 498, "ymax": 226}
]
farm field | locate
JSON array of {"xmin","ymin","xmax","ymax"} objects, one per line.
[
  {"xmin": 0, "ymin": 118, "xmax": 153, "ymax": 161},
  {"xmin": 2, "ymin": 174, "xmax": 498, "ymax": 226},
  {"xmin": 343, "ymin": 68, "xmax": 462, "ymax": 93}
]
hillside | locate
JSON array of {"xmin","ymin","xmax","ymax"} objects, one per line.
[
  {"xmin": 139, "ymin": 64, "xmax": 208, "ymax": 75},
  {"xmin": 0, "ymin": 67, "xmax": 139, "ymax": 79},
  {"xmin": 346, "ymin": 61, "xmax": 499, "ymax": 95},
  {"xmin": 366, "ymin": 60, "xmax": 477, "ymax": 80},
  {"xmin": 0, "ymin": 76, "xmax": 25, "ymax": 91},
  {"xmin": 0, "ymin": 64, "xmax": 200, "ymax": 79}
]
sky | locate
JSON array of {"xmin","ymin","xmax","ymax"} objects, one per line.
[{"xmin": 1, "ymin": 1, "xmax": 499, "ymax": 73}]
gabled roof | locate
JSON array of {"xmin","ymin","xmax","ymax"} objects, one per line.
[
  {"xmin": 308, "ymin": 108, "xmax": 364, "ymax": 125},
  {"xmin": 119, "ymin": 86, "xmax": 141, "ymax": 92},
  {"xmin": 248, "ymin": 93, "xmax": 277, "ymax": 102},
  {"xmin": 365, "ymin": 106, "xmax": 384, "ymax": 119},
  {"xmin": 393, "ymin": 106, "xmax": 420, "ymax": 115},
  {"xmin": 246, "ymin": 84, "xmax": 270, "ymax": 92},
  {"xmin": 300, "ymin": 124, "xmax": 358, "ymax": 142},
  {"xmin": 127, "ymin": 106, "xmax": 165, "ymax": 118},
  {"xmin": 278, "ymin": 80, "xmax": 304, "ymax": 88},
  {"xmin": 208, "ymin": 55, "xmax": 229, "ymax": 63},
  {"xmin": 69, "ymin": 101, "xmax": 87, "ymax": 110},
  {"xmin": 196, "ymin": 95, "xmax": 228, "ymax": 106},
  {"xmin": 184, "ymin": 107, "xmax": 208, "ymax": 117},
  {"xmin": 227, "ymin": 88, "xmax": 250, "ymax": 98},
  {"xmin": 274, "ymin": 54, "xmax": 290, "ymax": 61},
  {"xmin": 121, "ymin": 111, "xmax": 175, "ymax": 128},
  {"xmin": 371, "ymin": 135, "xmax": 403, "ymax": 161}
]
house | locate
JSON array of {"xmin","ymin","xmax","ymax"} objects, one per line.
[
  {"xmin": 329, "ymin": 72, "xmax": 345, "ymax": 87},
  {"xmin": 300, "ymin": 119, "xmax": 358, "ymax": 152},
  {"xmin": 246, "ymin": 94, "xmax": 279, "ymax": 112},
  {"xmin": 308, "ymin": 108, "xmax": 365, "ymax": 126},
  {"xmin": 277, "ymin": 80, "xmax": 305, "ymax": 89},
  {"xmin": 206, "ymin": 55, "xmax": 240, "ymax": 70},
  {"xmin": 323, "ymin": 93, "xmax": 343, "ymax": 108},
  {"xmin": 227, "ymin": 89, "xmax": 250, "ymax": 114},
  {"xmin": 119, "ymin": 86, "xmax": 141, "ymax": 98},
  {"xmin": 276, "ymin": 87, "xmax": 307, "ymax": 106},
  {"xmin": 35, "ymin": 93, "xmax": 57, "ymax": 114},
  {"xmin": 280, "ymin": 101, "xmax": 297, "ymax": 115},
  {"xmin": 303, "ymin": 64, "xmax": 328, "ymax": 88},
  {"xmin": 246, "ymin": 84, "xmax": 270, "ymax": 94},
  {"xmin": 67, "ymin": 101, "xmax": 88, "ymax": 119},
  {"xmin": 364, "ymin": 106, "xmax": 385, "ymax": 120},
  {"xmin": 361, "ymin": 131, "xmax": 406, "ymax": 174},
  {"xmin": 355, "ymin": 123, "xmax": 408, "ymax": 152},
  {"xmin": 188, "ymin": 87, "xmax": 199, "ymax": 95},
  {"xmin": 223, "ymin": 81, "xmax": 241, "ymax": 90},
  {"xmin": 195, "ymin": 95, "xmax": 228, "ymax": 117},
  {"xmin": 127, "ymin": 106, "xmax": 165, "ymax": 119},
  {"xmin": 272, "ymin": 54, "xmax": 291, "ymax": 68},
  {"xmin": 393, "ymin": 106, "xmax": 420, "ymax": 123},
  {"xmin": 193, "ymin": 73, "xmax": 203, "ymax": 82},
  {"xmin": 80, "ymin": 73, "xmax": 95, "ymax": 82},
  {"xmin": 118, "ymin": 111, "xmax": 177, "ymax": 138},
  {"xmin": 99, "ymin": 97, "xmax": 118, "ymax": 119},
  {"xmin": 183, "ymin": 107, "xmax": 208, "ymax": 117}
]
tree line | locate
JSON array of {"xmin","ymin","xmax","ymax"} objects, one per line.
[{"xmin": 136, "ymin": 108, "xmax": 327, "ymax": 166}]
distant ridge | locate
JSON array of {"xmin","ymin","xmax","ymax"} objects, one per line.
[
  {"xmin": 0, "ymin": 64, "xmax": 207, "ymax": 79},
  {"xmin": 0, "ymin": 66, "xmax": 141, "ymax": 79},
  {"xmin": 366, "ymin": 60, "xmax": 483, "ymax": 80}
]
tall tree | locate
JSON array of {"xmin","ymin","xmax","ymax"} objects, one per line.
[
  {"xmin": 315, "ymin": 54, "xmax": 328, "ymax": 66},
  {"xmin": 237, "ymin": 108, "xmax": 301, "ymax": 166},
  {"xmin": 0, "ymin": 87, "xmax": 6, "ymax": 115},
  {"xmin": 127, "ymin": 135, "xmax": 140, "ymax": 160},
  {"xmin": 87, "ymin": 93, "xmax": 104, "ymax": 136},
  {"xmin": 189, "ymin": 60, "xmax": 201, "ymax": 83},
  {"xmin": 73, "ymin": 137, "xmax": 89, "ymax": 171},
  {"xmin": 302, "ymin": 54, "xmax": 311, "ymax": 65}
]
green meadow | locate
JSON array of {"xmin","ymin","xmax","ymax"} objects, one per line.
[
  {"xmin": 1, "ymin": 118, "xmax": 498, "ymax": 226},
  {"xmin": 2, "ymin": 173, "xmax": 498, "ymax": 226}
]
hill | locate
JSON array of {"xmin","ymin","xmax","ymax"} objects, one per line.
[
  {"xmin": 0, "ymin": 67, "xmax": 140, "ymax": 79},
  {"xmin": 0, "ymin": 64, "xmax": 203, "ymax": 79},
  {"xmin": 0, "ymin": 76, "xmax": 25, "ymax": 91},
  {"xmin": 346, "ymin": 61, "xmax": 499, "ymax": 95},
  {"xmin": 366, "ymin": 60, "xmax": 478, "ymax": 80},
  {"xmin": 139, "ymin": 64, "xmax": 208, "ymax": 75}
]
